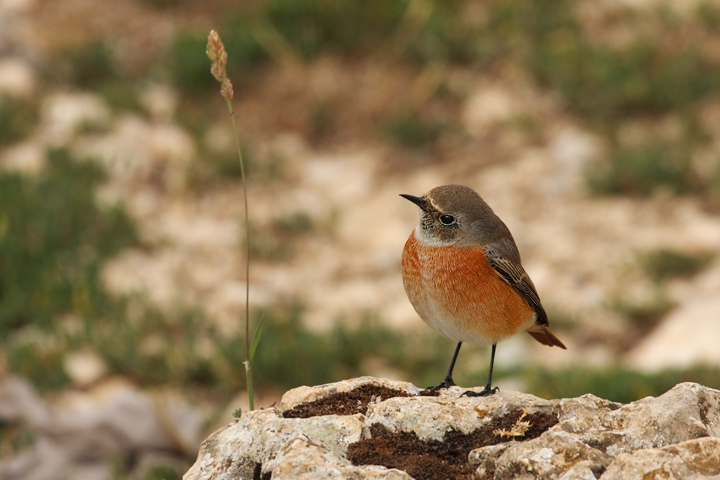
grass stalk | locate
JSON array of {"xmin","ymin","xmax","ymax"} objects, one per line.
[{"xmin": 206, "ymin": 30, "xmax": 255, "ymax": 411}]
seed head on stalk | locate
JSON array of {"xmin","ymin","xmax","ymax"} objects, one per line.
[
  {"xmin": 206, "ymin": 29, "xmax": 257, "ymax": 411},
  {"xmin": 207, "ymin": 30, "xmax": 234, "ymax": 103}
]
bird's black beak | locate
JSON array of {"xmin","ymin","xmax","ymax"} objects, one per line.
[{"xmin": 400, "ymin": 194, "xmax": 426, "ymax": 209}]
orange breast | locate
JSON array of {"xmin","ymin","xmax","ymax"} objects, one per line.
[{"xmin": 401, "ymin": 231, "xmax": 536, "ymax": 344}]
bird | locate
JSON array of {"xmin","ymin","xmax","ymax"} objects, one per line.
[{"xmin": 400, "ymin": 184, "xmax": 566, "ymax": 396}]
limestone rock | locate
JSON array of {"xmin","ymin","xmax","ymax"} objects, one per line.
[
  {"xmin": 364, "ymin": 388, "xmax": 555, "ymax": 442},
  {"xmin": 627, "ymin": 297, "xmax": 720, "ymax": 371},
  {"xmin": 0, "ymin": 57, "xmax": 36, "ymax": 98},
  {"xmin": 601, "ymin": 437, "xmax": 720, "ymax": 480},
  {"xmin": 185, "ymin": 378, "xmax": 720, "ymax": 480},
  {"xmin": 39, "ymin": 92, "xmax": 112, "ymax": 147},
  {"xmin": 265, "ymin": 435, "xmax": 412, "ymax": 480},
  {"xmin": 184, "ymin": 409, "xmax": 369, "ymax": 480},
  {"xmin": 0, "ymin": 377, "xmax": 202, "ymax": 480}
]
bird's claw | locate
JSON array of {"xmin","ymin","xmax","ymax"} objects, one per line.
[
  {"xmin": 461, "ymin": 386, "xmax": 499, "ymax": 397},
  {"xmin": 424, "ymin": 377, "xmax": 456, "ymax": 395}
]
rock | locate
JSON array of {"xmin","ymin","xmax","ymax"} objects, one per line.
[
  {"xmin": 265, "ymin": 435, "xmax": 412, "ymax": 480},
  {"xmin": 462, "ymin": 85, "xmax": 518, "ymax": 135},
  {"xmin": 493, "ymin": 429, "xmax": 612, "ymax": 480},
  {"xmin": 0, "ymin": 57, "xmax": 36, "ymax": 98},
  {"xmin": 0, "ymin": 0, "xmax": 37, "ymax": 13},
  {"xmin": 0, "ymin": 377, "xmax": 203, "ymax": 480},
  {"xmin": 39, "ymin": 92, "xmax": 112, "ymax": 147},
  {"xmin": 184, "ymin": 409, "xmax": 369, "ymax": 480},
  {"xmin": 63, "ymin": 350, "xmax": 108, "ymax": 387},
  {"xmin": 601, "ymin": 437, "xmax": 720, "ymax": 480},
  {"xmin": 0, "ymin": 141, "xmax": 44, "ymax": 174},
  {"xmin": 627, "ymin": 297, "xmax": 720, "ymax": 371},
  {"xmin": 184, "ymin": 378, "xmax": 720, "ymax": 480},
  {"xmin": 364, "ymin": 388, "xmax": 555, "ymax": 442},
  {"xmin": 73, "ymin": 115, "xmax": 196, "ymax": 193},
  {"xmin": 140, "ymin": 84, "xmax": 178, "ymax": 123}
]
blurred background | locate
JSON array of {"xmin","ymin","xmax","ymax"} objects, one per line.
[{"xmin": 2, "ymin": 0, "xmax": 720, "ymax": 478}]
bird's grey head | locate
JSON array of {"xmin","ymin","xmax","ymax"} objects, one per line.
[{"xmin": 401, "ymin": 184, "xmax": 510, "ymax": 247}]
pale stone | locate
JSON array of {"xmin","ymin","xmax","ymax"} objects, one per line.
[
  {"xmin": 184, "ymin": 409, "xmax": 368, "ymax": 480},
  {"xmin": 0, "ymin": 378, "xmax": 202, "ymax": 480},
  {"xmin": 627, "ymin": 298, "xmax": 720, "ymax": 372},
  {"xmin": 494, "ymin": 429, "xmax": 612, "ymax": 479},
  {"xmin": 462, "ymin": 85, "xmax": 517, "ymax": 135},
  {"xmin": 39, "ymin": 92, "xmax": 111, "ymax": 147},
  {"xmin": 63, "ymin": 350, "xmax": 108, "ymax": 387},
  {"xmin": 264, "ymin": 434, "xmax": 412, "ymax": 480},
  {"xmin": 0, "ymin": 141, "xmax": 44, "ymax": 174},
  {"xmin": 0, "ymin": 0, "xmax": 36, "ymax": 14},
  {"xmin": 556, "ymin": 382, "xmax": 720, "ymax": 456},
  {"xmin": 601, "ymin": 437, "xmax": 720, "ymax": 480},
  {"xmin": 469, "ymin": 441, "xmax": 516, "ymax": 477},
  {"xmin": 73, "ymin": 115, "xmax": 196, "ymax": 192},
  {"xmin": 0, "ymin": 58, "xmax": 36, "ymax": 98},
  {"xmin": 558, "ymin": 461, "xmax": 602, "ymax": 480},
  {"xmin": 365, "ymin": 387, "xmax": 554, "ymax": 442},
  {"xmin": 549, "ymin": 127, "xmax": 602, "ymax": 170},
  {"xmin": 139, "ymin": 84, "xmax": 178, "ymax": 122}
]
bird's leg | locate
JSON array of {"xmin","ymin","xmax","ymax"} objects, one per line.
[
  {"xmin": 462, "ymin": 343, "xmax": 499, "ymax": 397},
  {"xmin": 427, "ymin": 342, "xmax": 462, "ymax": 393}
]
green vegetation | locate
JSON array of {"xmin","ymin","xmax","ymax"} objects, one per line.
[
  {"xmin": 612, "ymin": 294, "xmax": 675, "ymax": 330},
  {"xmin": 524, "ymin": 365, "xmax": 720, "ymax": 404},
  {"xmin": 0, "ymin": 149, "xmax": 138, "ymax": 336},
  {"xmin": 48, "ymin": 42, "xmax": 141, "ymax": 111},
  {"xmin": 0, "ymin": 95, "xmax": 37, "ymax": 145},
  {"xmin": 587, "ymin": 142, "xmax": 698, "ymax": 196},
  {"xmin": 247, "ymin": 212, "xmax": 318, "ymax": 261},
  {"xmin": 259, "ymin": 0, "xmax": 406, "ymax": 60},
  {"xmin": 638, "ymin": 248, "xmax": 714, "ymax": 283},
  {"xmin": 142, "ymin": 464, "xmax": 183, "ymax": 480},
  {"xmin": 171, "ymin": 28, "xmax": 266, "ymax": 97},
  {"xmin": 382, "ymin": 112, "xmax": 444, "ymax": 149}
]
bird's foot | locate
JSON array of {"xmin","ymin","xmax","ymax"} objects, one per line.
[
  {"xmin": 461, "ymin": 385, "xmax": 498, "ymax": 397},
  {"xmin": 424, "ymin": 377, "xmax": 456, "ymax": 395}
]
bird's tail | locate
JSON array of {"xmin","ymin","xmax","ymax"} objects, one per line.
[{"xmin": 527, "ymin": 324, "xmax": 567, "ymax": 349}]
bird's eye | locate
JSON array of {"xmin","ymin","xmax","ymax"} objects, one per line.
[{"xmin": 439, "ymin": 214, "xmax": 455, "ymax": 225}]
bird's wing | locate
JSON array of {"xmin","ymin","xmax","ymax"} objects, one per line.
[{"xmin": 483, "ymin": 241, "xmax": 548, "ymax": 326}]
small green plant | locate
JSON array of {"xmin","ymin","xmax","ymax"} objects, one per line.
[
  {"xmin": 142, "ymin": 463, "xmax": 183, "ymax": 480},
  {"xmin": 259, "ymin": 0, "xmax": 406, "ymax": 61},
  {"xmin": 172, "ymin": 27, "xmax": 266, "ymax": 97},
  {"xmin": 0, "ymin": 95, "xmax": 37, "ymax": 145},
  {"xmin": 136, "ymin": 0, "xmax": 188, "ymax": 8},
  {"xmin": 50, "ymin": 42, "xmax": 117, "ymax": 89},
  {"xmin": 524, "ymin": 365, "xmax": 720, "ymax": 403},
  {"xmin": 587, "ymin": 143, "xmax": 698, "ymax": 196},
  {"xmin": 612, "ymin": 296, "xmax": 675, "ymax": 328},
  {"xmin": 638, "ymin": 248, "xmax": 714, "ymax": 283},
  {"xmin": 0, "ymin": 149, "xmax": 138, "ymax": 335},
  {"xmin": 381, "ymin": 112, "xmax": 443, "ymax": 149},
  {"xmin": 0, "ymin": 421, "xmax": 36, "ymax": 458},
  {"xmin": 247, "ymin": 213, "xmax": 318, "ymax": 261}
]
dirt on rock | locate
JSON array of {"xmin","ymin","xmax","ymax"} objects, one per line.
[
  {"xmin": 281, "ymin": 386, "xmax": 559, "ymax": 480},
  {"xmin": 282, "ymin": 384, "xmax": 415, "ymax": 418}
]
